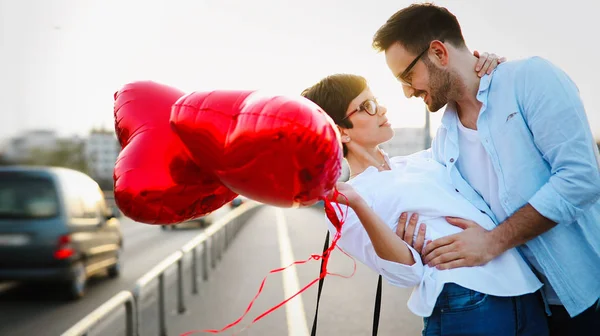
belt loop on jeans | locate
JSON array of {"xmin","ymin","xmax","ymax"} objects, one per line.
[{"xmin": 513, "ymin": 295, "xmax": 522, "ymax": 332}]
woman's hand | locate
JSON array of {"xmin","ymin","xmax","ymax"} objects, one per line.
[
  {"xmin": 395, "ymin": 212, "xmax": 427, "ymax": 255},
  {"xmin": 327, "ymin": 182, "xmax": 363, "ymax": 208},
  {"xmin": 473, "ymin": 51, "xmax": 507, "ymax": 77}
]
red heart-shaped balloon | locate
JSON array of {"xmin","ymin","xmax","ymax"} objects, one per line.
[
  {"xmin": 170, "ymin": 90, "xmax": 342, "ymax": 207},
  {"xmin": 113, "ymin": 81, "xmax": 237, "ymax": 224}
]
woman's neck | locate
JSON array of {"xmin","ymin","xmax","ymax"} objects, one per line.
[{"xmin": 346, "ymin": 145, "xmax": 389, "ymax": 178}]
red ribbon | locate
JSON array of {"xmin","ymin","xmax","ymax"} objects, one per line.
[{"xmin": 182, "ymin": 188, "xmax": 351, "ymax": 336}]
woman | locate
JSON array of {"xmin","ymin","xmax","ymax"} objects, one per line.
[{"xmin": 300, "ymin": 64, "xmax": 549, "ymax": 334}]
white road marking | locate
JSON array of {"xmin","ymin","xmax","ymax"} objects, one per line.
[{"xmin": 275, "ymin": 208, "xmax": 309, "ymax": 336}]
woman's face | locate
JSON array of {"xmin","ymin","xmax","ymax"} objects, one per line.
[{"xmin": 341, "ymin": 88, "xmax": 394, "ymax": 150}]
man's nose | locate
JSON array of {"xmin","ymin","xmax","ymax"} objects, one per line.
[
  {"xmin": 402, "ymin": 85, "xmax": 415, "ymax": 98},
  {"xmin": 378, "ymin": 104, "xmax": 388, "ymax": 116}
]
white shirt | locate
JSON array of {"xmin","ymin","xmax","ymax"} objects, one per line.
[
  {"xmin": 456, "ymin": 119, "xmax": 561, "ymax": 305},
  {"xmin": 456, "ymin": 120, "xmax": 507, "ymax": 221},
  {"xmin": 329, "ymin": 151, "xmax": 543, "ymax": 317}
]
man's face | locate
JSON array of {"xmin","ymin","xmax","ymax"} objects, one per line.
[{"xmin": 384, "ymin": 42, "xmax": 454, "ymax": 112}]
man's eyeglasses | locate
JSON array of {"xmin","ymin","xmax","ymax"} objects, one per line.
[
  {"xmin": 342, "ymin": 98, "xmax": 379, "ymax": 120},
  {"xmin": 396, "ymin": 39, "xmax": 444, "ymax": 87},
  {"xmin": 396, "ymin": 47, "xmax": 429, "ymax": 86}
]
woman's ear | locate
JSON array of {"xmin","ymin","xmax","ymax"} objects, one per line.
[{"xmin": 338, "ymin": 126, "xmax": 351, "ymax": 143}]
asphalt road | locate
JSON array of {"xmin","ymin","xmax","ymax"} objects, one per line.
[{"xmin": 168, "ymin": 206, "xmax": 423, "ymax": 336}]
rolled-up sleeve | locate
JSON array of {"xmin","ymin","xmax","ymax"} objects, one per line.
[
  {"xmin": 328, "ymin": 199, "xmax": 424, "ymax": 288},
  {"xmin": 516, "ymin": 57, "xmax": 600, "ymax": 224}
]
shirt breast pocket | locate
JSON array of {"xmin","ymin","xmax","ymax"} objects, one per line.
[
  {"xmin": 495, "ymin": 111, "xmax": 535, "ymax": 157},
  {"xmin": 500, "ymin": 110, "xmax": 529, "ymax": 134}
]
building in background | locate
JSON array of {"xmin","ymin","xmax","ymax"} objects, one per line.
[
  {"xmin": 1, "ymin": 128, "xmax": 120, "ymax": 190},
  {"xmin": 3, "ymin": 130, "xmax": 59, "ymax": 163},
  {"xmin": 84, "ymin": 129, "xmax": 120, "ymax": 182}
]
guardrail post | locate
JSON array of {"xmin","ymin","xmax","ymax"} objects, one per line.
[
  {"xmin": 60, "ymin": 291, "xmax": 137, "ymax": 336},
  {"xmin": 191, "ymin": 246, "xmax": 199, "ymax": 294},
  {"xmin": 221, "ymin": 229, "xmax": 226, "ymax": 254},
  {"xmin": 223, "ymin": 225, "xmax": 231, "ymax": 250},
  {"xmin": 158, "ymin": 274, "xmax": 167, "ymax": 336},
  {"xmin": 203, "ymin": 240, "xmax": 210, "ymax": 280},
  {"xmin": 211, "ymin": 237, "xmax": 217, "ymax": 269},
  {"xmin": 177, "ymin": 258, "xmax": 186, "ymax": 314},
  {"xmin": 126, "ymin": 295, "xmax": 136, "ymax": 336},
  {"xmin": 217, "ymin": 231, "xmax": 223, "ymax": 261}
]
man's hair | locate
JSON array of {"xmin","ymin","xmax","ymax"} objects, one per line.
[
  {"xmin": 301, "ymin": 74, "xmax": 367, "ymax": 157},
  {"xmin": 372, "ymin": 3, "xmax": 467, "ymax": 55}
]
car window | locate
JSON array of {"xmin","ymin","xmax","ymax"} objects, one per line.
[
  {"xmin": 0, "ymin": 174, "xmax": 60, "ymax": 219},
  {"xmin": 71, "ymin": 173, "xmax": 104, "ymax": 220},
  {"xmin": 58, "ymin": 172, "xmax": 85, "ymax": 219}
]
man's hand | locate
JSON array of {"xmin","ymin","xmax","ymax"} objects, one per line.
[{"xmin": 421, "ymin": 217, "xmax": 502, "ymax": 270}]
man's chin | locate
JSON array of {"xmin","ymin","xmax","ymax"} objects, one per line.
[{"xmin": 426, "ymin": 102, "xmax": 445, "ymax": 112}]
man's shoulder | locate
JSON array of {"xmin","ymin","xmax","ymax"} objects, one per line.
[
  {"xmin": 496, "ymin": 56, "xmax": 559, "ymax": 78},
  {"xmin": 495, "ymin": 56, "xmax": 576, "ymax": 99}
]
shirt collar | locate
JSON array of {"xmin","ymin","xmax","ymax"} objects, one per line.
[
  {"xmin": 348, "ymin": 148, "xmax": 394, "ymax": 181},
  {"xmin": 378, "ymin": 148, "xmax": 392, "ymax": 167},
  {"xmin": 440, "ymin": 72, "xmax": 493, "ymax": 129}
]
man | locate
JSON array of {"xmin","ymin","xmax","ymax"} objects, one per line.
[{"xmin": 372, "ymin": 3, "xmax": 600, "ymax": 335}]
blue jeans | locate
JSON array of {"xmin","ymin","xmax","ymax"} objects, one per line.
[{"xmin": 422, "ymin": 283, "xmax": 549, "ymax": 336}]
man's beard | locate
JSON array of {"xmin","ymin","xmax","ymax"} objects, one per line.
[{"xmin": 424, "ymin": 61, "xmax": 459, "ymax": 112}]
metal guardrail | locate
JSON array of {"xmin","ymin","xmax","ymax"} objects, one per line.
[
  {"xmin": 61, "ymin": 201, "xmax": 262, "ymax": 336},
  {"xmin": 132, "ymin": 250, "xmax": 184, "ymax": 336},
  {"xmin": 61, "ymin": 290, "xmax": 136, "ymax": 336}
]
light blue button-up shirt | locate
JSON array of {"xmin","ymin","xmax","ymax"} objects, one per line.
[{"xmin": 429, "ymin": 56, "xmax": 600, "ymax": 317}]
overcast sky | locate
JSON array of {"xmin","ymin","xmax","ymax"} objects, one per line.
[{"xmin": 1, "ymin": 0, "xmax": 598, "ymax": 142}]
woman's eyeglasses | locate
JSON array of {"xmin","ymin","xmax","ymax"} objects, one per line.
[{"xmin": 342, "ymin": 98, "xmax": 379, "ymax": 120}]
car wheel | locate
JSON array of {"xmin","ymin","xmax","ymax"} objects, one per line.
[
  {"xmin": 65, "ymin": 262, "xmax": 87, "ymax": 300},
  {"xmin": 107, "ymin": 248, "xmax": 122, "ymax": 278}
]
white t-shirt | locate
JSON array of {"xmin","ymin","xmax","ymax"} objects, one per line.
[
  {"xmin": 456, "ymin": 120, "xmax": 561, "ymax": 305},
  {"xmin": 329, "ymin": 151, "xmax": 542, "ymax": 317}
]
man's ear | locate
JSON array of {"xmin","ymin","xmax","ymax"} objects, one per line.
[{"xmin": 429, "ymin": 40, "xmax": 449, "ymax": 67}]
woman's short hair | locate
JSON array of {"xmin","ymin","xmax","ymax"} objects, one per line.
[{"xmin": 301, "ymin": 74, "xmax": 367, "ymax": 157}]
